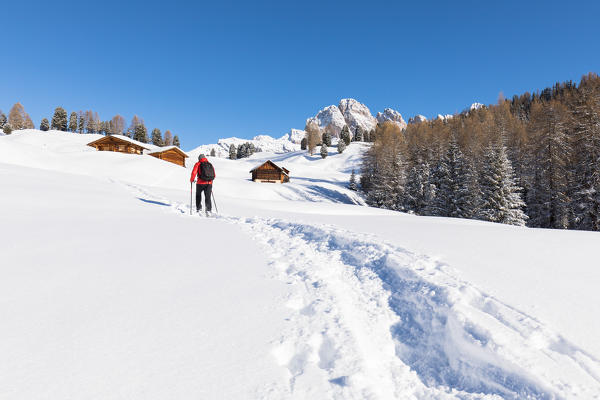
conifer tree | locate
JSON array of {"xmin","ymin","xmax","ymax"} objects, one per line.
[
  {"xmin": 569, "ymin": 82, "xmax": 600, "ymax": 230},
  {"xmin": 229, "ymin": 144, "xmax": 237, "ymax": 160},
  {"xmin": 340, "ymin": 125, "xmax": 351, "ymax": 145},
  {"xmin": 51, "ymin": 107, "xmax": 68, "ymax": 131},
  {"xmin": 349, "ymin": 169, "xmax": 358, "ymax": 190},
  {"xmin": 0, "ymin": 111, "xmax": 6, "ymax": 129},
  {"xmin": 300, "ymin": 137, "xmax": 307, "ymax": 150},
  {"xmin": 479, "ymin": 143, "xmax": 527, "ymax": 226},
  {"xmin": 78, "ymin": 112, "xmax": 85, "ymax": 133},
  {"xmin": 363, "ymin": 129, "xmax": 371, "ymax": 142},
  {"xmin": 210, "ymin": 148, "xmax": 216, "ymax": 157},
  {"xmin": 354, "ymin": 126, "xmax": 363, "ymax": 142},
  {"xmin": 40, "ymin": 118, "xmax": 50, "ymax": 131},
  {"xmin": 110, "ymin": 115, "xmax": 125, "ymax": 135},
  {"xmin": 163, "ymin": 130, "xmax": 173, "ymax": 145},
  {"xmin": 86, "ymin": 111, "xmax": 97, "ymax": 134},
  {"xmin": 337, "ymin": 139, "xmax": 346, "ymax": 154},
  {"xmin": 237, "ymin": 143, "xmax": 248, "ymax": 159},
  {"xmin": 431, "ymin": 136, "xmax": 474, "ymax": 218},
  {"xmin": 3, "ymin": 124, "xmax": 12, "ymax": 135},
  {"xmin": 68, "ymin": 112, "xmax": 78, "ymax": 132},
  {"xmin": 173, "ymin": 135, "xmax": 180, "ymax": 147},
  {"xmin": 8, "ymin": 102, "xmax": 30, "ymax": 130},
  {"xmin": 133, "ymin": 123, "xmax": 148, "ymax": 143},
  {"xmin": 322, "ymin": 131, "xmax": 331, "ymax": 147},
  {"xmin": 320, "ymin": 144, "xmax": 328, "ymax": 159},
  {"xmin": 151, "ymin": 128, "xmax": 163, "ymax": 146},
  {"xmin": 404, "ymin": 160, "xmax": 430, "ymax": 214},
  {"xmin": 527, "ymin": 100, "xmax": 570, "ymax": 228}
]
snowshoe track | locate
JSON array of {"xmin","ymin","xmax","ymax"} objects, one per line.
[{"xmin": 121, "ymin": 181, "xmax": 600, "ymax": 399}]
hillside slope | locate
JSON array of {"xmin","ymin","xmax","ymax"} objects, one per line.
[{"xmin": 1, "ymin": 130, "xmax": 599, "ymax": 399}]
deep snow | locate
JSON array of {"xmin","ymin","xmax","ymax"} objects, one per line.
[{"xmin": 1, "ymin": 130, "xmax": 600, "ymax": 399}]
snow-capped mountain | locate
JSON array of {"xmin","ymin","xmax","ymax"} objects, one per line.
[
  {"xmin": 337, "ymin": 98, "xmax": 377, "ymax": 134},
  {"xmin": 281, "ymin": 128, "xmax": 305, "ymax": 144},
  {"xmin": 187, "ymin": 134, "xmax": 301, "ymax": 159},
  {"xmin": 305, "ymin": 105, "xmax": 346, "ymax": 137},
  {"xmin": 435, "ymin": 114, "xmax": 454, "ymax": 122},
  {"xmin": 376, "ymin": 108, "xmax": 407, "ymax": 130},
  {"xmin": 307, "ymin": 99, "xmax": 380, "ymax": 138},
  {"xmin": 469, "ymin": 102, "xmax": 485, "ymax": 111},
  {"xmin": 408, "ymin": 114, "xmax": 428, "ymax": 124}
]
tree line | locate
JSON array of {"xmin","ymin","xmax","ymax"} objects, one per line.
[
  {"xmin": 0, "ymin": 103, "xmax": 181, "ymax": 148},
  {"xmin": 360, "ymin": 72, "xmax": 600, "ymax": 231}
]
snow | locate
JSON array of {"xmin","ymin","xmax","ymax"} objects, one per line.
[
  {"xmin": 2, "ymin": 129, "xmax": 600, "ymax": 399},
  {"xmin": 409, "ymin": 114, "xmax": 428, "ymax": 124},
  {"xmin": 187, "ymin": 134, "xmax": 301, "ymax": 158},
  {"xmin": 376, "ymin": 108, "xmax": 408, "ymax": 130},
  {"xmin": 280, "ymin": 128, "xmax": 305, "ymax": 144},
  {"xmin": 337, "ymin": 98, "xmax": 377, "ymax": 134},
  {"xmin": 104, "ymin": 133, "xmax": 158, "ymax": 150},
  {"xmin": 306, "ymin": 105, "xmax": 347, "ymax": 137},
  {"xmin": 470, "ymin": 102, "xmax": 485, "ymax": 111},
  {"xmin": 436, "ymin": 113, "xmax": 454, "ymax": 121},
  {"xmin": 146, "ymin": 145, "xmax": 184, "ymax": 155}
]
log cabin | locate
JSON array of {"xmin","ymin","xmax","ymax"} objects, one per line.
[
  {"xmin": 250, "ymin": 160, "xmax": 290, "ymax": 183},
  {"xmin": 87, "ymin": 135, "xmax": 150, "ymax": 155},
  {"xmin": 147, "ymin": 146, "xmax": 189, "ymax": 167}
]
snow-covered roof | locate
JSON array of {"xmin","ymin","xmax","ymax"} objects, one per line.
[
  {"xmin": 88, "ymin": 134, "xmax": 156, "ymax": 150},
  {"xmin": 249, "ymin": 160, "xmax": 289, "ymax": 176},
  {"xmin": 147, "ymin": 145, "xmax": 188, "ymax": 157}
]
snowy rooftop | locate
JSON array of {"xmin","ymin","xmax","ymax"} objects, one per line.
[{"xmin": 147, "ymin": 145, "xmax": 187, "ymax": 156}]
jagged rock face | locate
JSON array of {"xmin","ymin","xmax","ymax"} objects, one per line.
[
  {"xmin": 280, "ymin": 129, "xmax": 305, "ymax": 144},
  {"xmin": 408, "ymin": 115, "xmax": 427, "ymax": 124},
  {"xmin": 470, "ymin": 102, "xmax": 484, "ymax": 111},
  {"xmin": 305, "ymin": 105, "xmax": 346, "ymax": 137},
  {"xmin": 338, "ymin": 98, "xmax": 377, "ymax": 134},
  {"xmin": 376, "ymin": 108, "xmax": 407, "ymax": 130},
  {"xmin": 435, "ymin": 114, "xmax": 453, "ymax": 122}
]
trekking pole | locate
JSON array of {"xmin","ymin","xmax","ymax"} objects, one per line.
[
  {"xmin": 190, "ymin": 182, "xmax": 193, "ymax": 215},
  {"xmin": 212, "ymin": 191, "xmax": 219, "ymax": 214}
]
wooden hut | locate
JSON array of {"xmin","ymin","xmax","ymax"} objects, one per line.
[
  {"xmin": 148, "ymin": 146, "xmax": 189, "ymax": 167},
  {"xmin": 87, "ymin": 135, "xmax": 150, "ymax": 155},
  {"xmin": 250, "ymin": 160, "xmax": 290, "ymax": 183}
]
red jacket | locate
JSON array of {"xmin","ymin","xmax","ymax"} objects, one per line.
[{"xmin": 190, "ymin": 158, "xmax": 215, "ymax": 184}]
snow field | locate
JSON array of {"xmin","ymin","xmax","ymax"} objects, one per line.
[
  {"xmin": 118, "ymin": 179, "xmax": 600, "ymax": 399},
  {"xmin": 2, "ymin": 130, "xmax": 600, "ymax": 399}
]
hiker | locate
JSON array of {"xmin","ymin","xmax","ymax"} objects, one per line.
[{"xmin": 190, "ymin": 154, "xmax": 216, "ymax": 215}]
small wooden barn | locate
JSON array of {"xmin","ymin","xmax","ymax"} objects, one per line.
[
  {"xmin": 250, "ymin": 160, "xmax": 290, "ymax": 183},
  {"xmin": 147, "ymin": 146, "xmax": 189, "ymax": 167},
  {"xmin": 87, "ymin": 135, "xmax": 150, "ymax": 155}
]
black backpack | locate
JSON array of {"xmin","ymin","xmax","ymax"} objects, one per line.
[{"xmin": 198, "ymin": 161, "xmax": 215, "ymax": 181}]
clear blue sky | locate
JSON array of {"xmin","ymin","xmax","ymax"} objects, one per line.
[{"xmin": 2, "ymin": 0, "xmax": 599, "ymax": 149}]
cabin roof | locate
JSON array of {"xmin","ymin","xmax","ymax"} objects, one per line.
[
  {"xmin": 87, "ymin": 134, "xmax": 154, "ymax": 150},
  {"xmin": 147, "ymin": 146, "xmax": 188, "ymax": 157},
  {"xmin": 249, "ymin": 160, "xmax": 289, "ymax": 176}
]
